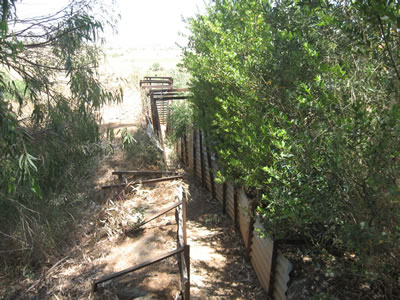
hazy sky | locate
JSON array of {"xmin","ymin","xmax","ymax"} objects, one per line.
[
  {"xmin": 16, "ymin": 0, "xmax": 207, "ymax": 49},
  {"xmin": 112, "ymin": 0, "xmax": 206, "ymax": 48}
]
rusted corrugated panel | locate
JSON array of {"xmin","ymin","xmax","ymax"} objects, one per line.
[
  {"xmin": 251, "ymin": 221, "xmax": 292, "ymax": 299},
  {"xmin": 273, "ymin": 252, "xmax": 292, "ymax": 300},
  {"xmin": 238, "ymin": 189, "xmax": 250, "ymax": 247},
  {"xmin": 251, "ymin": 237, "xmax": 272, "ymax": 288},
  {"xmin": 187, "ymin": 132, "xmax": 193, "ymax": 168},
  {"xmin": 195, "ymin": 131, "xmax": 202, "ymax": 180},
  {"xmin": 182, "ymin": 129, "xmax": 293, "ymax": 300},
  {"xmin": 226, "ymin": 183, "xmax": 235, "ymax": 220},
  {"xmin": 251, "ymin": 221, "xmax": 274, "ymax": 291},
  {"xmin": 203, "ymin": 147, "xmax": 212, "ymax": 191},
  {"xmin": 210, "ymin": 160, "xmax": 223, "ymax": 204},
  {"xmin": 250, "ymin": 221, "xmax": 273, "ymax": 291},
  {"xmin": 215, "ymin": 182, "xmax": 223, "ymax": 204}
]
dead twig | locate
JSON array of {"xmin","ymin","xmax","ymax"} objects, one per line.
[{"xmin": 26, "ymin": 256, "xmax": 70, "ymax": 293}]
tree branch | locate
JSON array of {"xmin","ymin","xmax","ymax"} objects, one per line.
[
  {"xmin": 23, "ymin": 24, "xmax": 89, "ymax": 49},
  {"xmin": 377, "ymin": 15, "xmax": 400, "ymax": 82}
]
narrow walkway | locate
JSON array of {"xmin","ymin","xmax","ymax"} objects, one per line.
[
  {"xmin": 184, "ymin": 176, "xmax": 266, "ymax": 299},
  {"xmin": 18, "ymin": 84, "xmax": 266, "ymax": 299}
]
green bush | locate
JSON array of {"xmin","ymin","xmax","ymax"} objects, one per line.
[
  {"xmin": 183, "ymin": 0, "xmax": 399, "ymax": 297},
  {"xmin": 0, "ymin": 100, "xmax": 101, "ymax": 266},
  {"xmin": 121, "ymin": 126, "xmax": 165, "ymax": 169},
  {"xmin": 166, "ymin": 102, "xmax": 193, "ymax": 144},
  {"xmin": 0, "ymin": 0, "xmax": 122, "ymax": 271}
]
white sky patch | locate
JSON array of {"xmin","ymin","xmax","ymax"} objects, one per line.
[
  {"xmin": 110, "ymin": 0, "xmax": 207, "ymax": 49},
  {"xmin": 14, "ymin": 0, "xmax": 207, "ymax": 49}
]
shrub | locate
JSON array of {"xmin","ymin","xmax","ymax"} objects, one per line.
[
  {"xmin": 183, "ymin": 0, "xmax": 399, "ymax": 297},
  {"xmin": 122, "ymin": 126, "xmax": 165, "ymax": 169},
  {"xmin": 166, "ymin": 102, "xmax": 193, "ymax": 144}
]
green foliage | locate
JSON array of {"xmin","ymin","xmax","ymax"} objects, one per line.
[
  {"xmin": 149, "ymin": 62, "xmax": 164, "ymax": 73},
  {"xmin": 122, "ymin": 126, "xmax": 165, "ymax": 169},
  {"xmin": 183, "ymin": 0, "xmax": 400, "ymax": 297},
  {"xmin": 170, "ymin": 66, "xmax": 191, "ymax": 89},
  {"xmin": 0, "ymin": 0, "xmax": 122, "ymax": 268},
  {"xmin": 121, "ymin": 128, "xmax": 137, "ymax": 149},
  {"xmin": 145, "ymin": 64, "xmax": 190, "ymax": 88},
  {"xmin": 166, "ymin": 102, "xmax": 193, "ymax": 144}
]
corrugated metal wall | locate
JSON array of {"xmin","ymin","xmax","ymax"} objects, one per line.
[
  {"xmin": 187, "ymin": 132, "xmax": 194, "ymax": 169},
  {"xmin": 252, "ymin": 221, "xmax": 274, "ymax": 290},
  {"xmin": 237, "ymin": 189, "xmax": 250, "ymax": 248},
  {"xmin": 178, "ymin": 129, "xmax": 293, "ymax": 300},
  {"xmin": 225, "ymin": 183, "xmax": 235, "ymax": 221},
  {"xmin": 274, "ymin": 253, "xmax": 293, "ymax": 300}
]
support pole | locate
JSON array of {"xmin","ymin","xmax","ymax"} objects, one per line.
[
  {"xmin": 207, "ymin": 150, "xmax": 216, "ymax": 199},
  {"xmin": 222, "ymin": 182, "xmax": 227, "ymax": 214},
  {"xmin": 199, "ymin": 130, "xmax": 205, "ymax": 187},
  {"xmin": 268, "ymin": 240, "xmax": 279, "ymax": 298}
]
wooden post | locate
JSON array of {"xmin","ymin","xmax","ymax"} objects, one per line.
[
  {"xmin": 184, "ymin": 245, "xmax": 190, "ymax": 300},
  {"xmin": 150, "ymin": 93, "xmax": 156, "ymax": 128},
  {"xmin": 268, "ymin": 240, "xmax": 279, "ymax": 299},
  {"xmin": 199, "ymin": 130, "xmax": 205, "ymax": 187},
  {"xmin": 233, "ymin": 187, "xmax": 239, "ymax": 229},
  {"xmin": 150, "ymin": 93, "xmax": 161, "ymax": 138},
  {"xmin": 184, "ymin": 133, "xmax": 188, "ymax": 166},
  {"xmin": 222, "ymin": 182, "xmax": 227, "ymax": 214},
  {"xmin": 206, "ymin": 150, "xmax": 216, "ymax": 199},
  {"xmin": 182, "ymin": 192, "xmax": 187, "ymax": 246},
  {"xmin": 184, "ymin": 281, "xmax": 190, "ymax": 300},
  {"xmin": 193, "ymin": 129, "xmax": 197, "ymax": 174}
]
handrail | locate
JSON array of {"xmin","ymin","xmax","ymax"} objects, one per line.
[
  {"xmin": 92, "ymin": 246, "xmax": 187, "ymax": 292},
  {"xmin": 101, "ymin": 175, "xmax": 183, "ymax": 189},
  {"xmin": 126, "ymin": 201, "xmax": 182, "ymax": 234},
  {"xmin": 112, "ymin": 170, "xmax": 177, "ymax": 176}
]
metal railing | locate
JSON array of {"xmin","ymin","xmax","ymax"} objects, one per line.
[{"xmin": 92, "ymin": 185, "xmax": 190, "ymax": 299}]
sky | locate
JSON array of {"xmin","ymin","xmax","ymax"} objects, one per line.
[
  {"xmin": 16, "ymin": 0, "xmax": 207, "ymax": 49},
  {"xmin": 111, "ymin": 0, "xmax": 207, "ymax": 48}
]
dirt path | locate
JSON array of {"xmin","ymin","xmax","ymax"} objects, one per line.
[
  {"xmin": 15, "ymin": 82, "xmax": 266, "ymax": 299},
  {"xmin": 184, "ymin": 177, "xmax": 266, "ymax": 299}
]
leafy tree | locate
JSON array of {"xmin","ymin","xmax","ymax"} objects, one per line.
[
  {"xmin": 0, "ymin": 0, "xmax": 122, "ymax": 263},
  {"xmin": 183, "ymin": 0, "xmax": 399, "ymax": 297},
  {"xmin": 166, "ymin": 101, "xmax": 193, "ymax": 143}
]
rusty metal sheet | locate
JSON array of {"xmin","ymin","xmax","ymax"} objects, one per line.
[
  {"xmin": 273, "ymin": 252, "xmax": 292, "ymax": 300},
  {"xmin": 251, "ymin": 221, "xmax": 274, "ymax": 291},
  {"xmin": 238, "ymin": 189, "xmax": 250, "ymax": 247},
  {"xmin": 226, "ymin": 183, "xmax": 235, "ymax": 220}
]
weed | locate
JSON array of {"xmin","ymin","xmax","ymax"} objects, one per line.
[
  {"xmin": 120, "ymin": 125, "xmax": 165, "ymax": 169},
  {"xmin": 166, "ymin": 102, "xmax": 193, "ymax": 145}
]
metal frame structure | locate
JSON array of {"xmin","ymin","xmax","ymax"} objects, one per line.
[
  {"xmin": 92, "ymin": 186, "xmax": 190, "ymax": 299},
  {"xmin": 139, "ymin": 77, "xmax": 190, "ymax": 142}
]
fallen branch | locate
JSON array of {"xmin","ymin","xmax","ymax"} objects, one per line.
[{"xmin": 26, "ymin": 256, "xmax": 70, "ymax": 293}]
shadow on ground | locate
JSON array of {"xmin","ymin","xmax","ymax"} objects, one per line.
[{"xmin": 183, "ymin": 174, "xmax": 267, "ymax": 299}]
